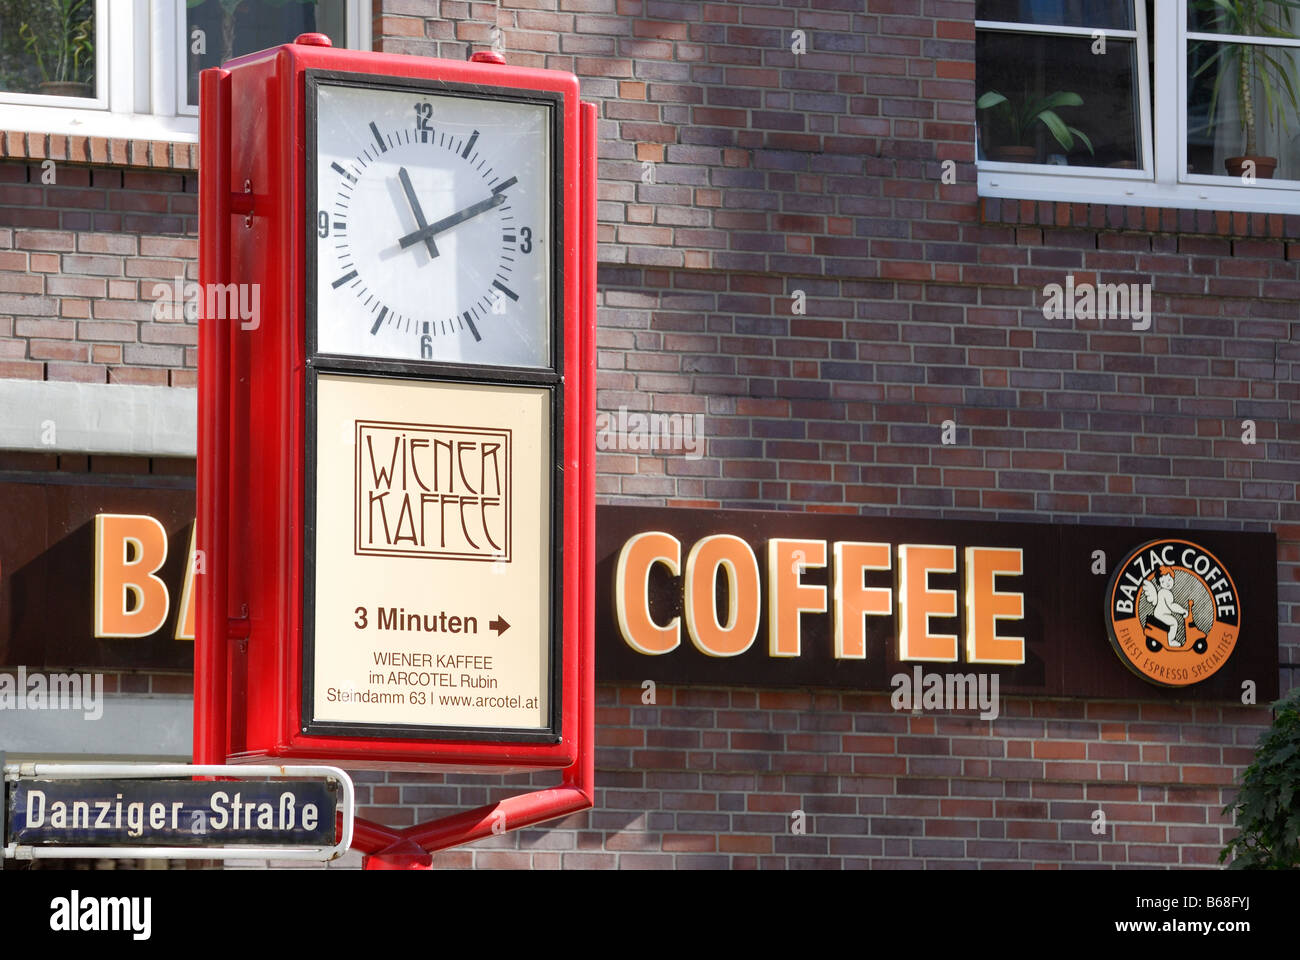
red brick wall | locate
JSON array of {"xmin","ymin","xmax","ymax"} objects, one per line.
[
  {"xmin": 0, "ymin": 164, "xmax": 197, "ymax": 385},
  {"xmin": 360, "ymin": 0, "xmax": 1300, "ymax": 869},
  {"xmin": 1, "ymin": 0, "xmax": 1297, "ymax": 869},
  {"xmin": 346, "ymin": 687, "xmax": 1273, "ymax": 869}
]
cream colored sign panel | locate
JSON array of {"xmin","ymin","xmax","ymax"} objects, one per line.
[{"xmin": 313, "ymin": 374, "xmax": 551, "ymax": 730}]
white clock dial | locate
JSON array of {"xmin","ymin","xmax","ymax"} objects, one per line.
[{"xmin": 312, "ymin": 81, "xmax": 552, "ymax": 368}]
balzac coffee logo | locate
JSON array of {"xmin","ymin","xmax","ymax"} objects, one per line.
[
  {"xmin": 1105, "ymin": 539, "xmax": 1240, "ymax": 687},
  {"xmin": 354, "ymin": 419, "xmax": 512, "ymax": 562}
]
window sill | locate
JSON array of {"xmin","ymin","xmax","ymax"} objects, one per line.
[
  {"xmin": 0, "ymin": 101, "xmax": 198, "ymax": 142},
  {"xmin": 0, "ymin": 98, "xmax": 198, "ymax": 170},
  {"xmin": 977, "ymin": 167, "xmax": 1300, "ymax": 222},
  {"xmin": 978, "ymin": 168, "xmax": 1300, "ymax": 237}
]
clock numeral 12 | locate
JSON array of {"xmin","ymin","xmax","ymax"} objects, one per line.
[{"xmin": 414, "ymin": 102, "xmax": 432, "ymax": 132}]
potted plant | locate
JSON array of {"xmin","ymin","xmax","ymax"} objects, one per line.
[
  {"xmin": 1219, "ymin": 687, "xmax": 1300, "ymax": 869},
  {"xmin": 14, "ymin": 0, "xmax": 95, "ymax": 98},
  {"xmin": 1191, "ymin": 0, "xmax": 1300, "ymax": 179},
  {"xmin": 976, "ymin": 89, "xmax": 1095, "ymax": 164}
]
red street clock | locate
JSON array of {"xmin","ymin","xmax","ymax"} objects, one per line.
[{"xmin": 196, "ymin": 35, "xmax": 595, "ymax": 856}]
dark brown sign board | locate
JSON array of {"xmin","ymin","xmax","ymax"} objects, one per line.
[
  {"xmin": 1, "ymin": 484, "xmax": 1280, "ymax": 701},
  {"xmin": 0, "ymin": 479, "xmax": 194, "ymax": 671},
  {"xmin": 593, "ymin": 506, "xmax": 1279, "ymax": 702}
]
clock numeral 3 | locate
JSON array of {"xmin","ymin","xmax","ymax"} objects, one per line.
[
  {"xmin": 520, "ymin": 226, "xmax": 533, "ymax": 254},
  {"xmin": 317, "ymin": 210, "xmax": 330, "ymax": 238}
]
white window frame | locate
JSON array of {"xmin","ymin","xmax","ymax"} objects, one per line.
[
  {"xmin": 0, "ymin": 0, "xmax": 371, "ymax": 146},
  {"xmin": 977, "ymin": 0, "xmax": 1300, "ymax": 214}
]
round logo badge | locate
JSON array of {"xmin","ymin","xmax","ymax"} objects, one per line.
[{"xmin": 1104, "ymin": 539, "xmax": 1240, "ymax": 687}]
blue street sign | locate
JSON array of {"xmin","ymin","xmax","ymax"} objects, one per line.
[{"xmin": 7, "ymin": 779, "xmax": 337, "ymax": 847}]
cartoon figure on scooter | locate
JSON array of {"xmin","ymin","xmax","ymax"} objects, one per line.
[{"xmin": 1140, "ymin": 566, "xmax": 1208, "ymax": 655}]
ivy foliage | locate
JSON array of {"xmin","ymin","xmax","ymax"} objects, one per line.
[{"xmin": 1220, "ymin": 687, "xmax": 1300, "ymax": 869}]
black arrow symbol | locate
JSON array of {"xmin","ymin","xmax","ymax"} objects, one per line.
[{"xmin": 489, "ymin": 615, "xmax": 510, "ymax": 636}]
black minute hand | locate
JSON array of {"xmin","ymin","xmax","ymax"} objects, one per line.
[
  {"xmin": 397, "ymin": 166, "xmax": 438, "ymax": 258},
  {"xmin": 398, "ymin": 192, "xmax": 506, "ymax": 250}
]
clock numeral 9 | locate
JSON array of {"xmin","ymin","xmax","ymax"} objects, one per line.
[
  {"xmin": 420, "ymin": 334, "xmax": 433, "ymax": 360},
  {"xmin": 520, "ymin": 226, "xmax": 533, "ymax": 254},
  {"xmin": 414, "ymin": 102, "xmax": 432, "ymax": 132},
  {"xmin": 317, "ymin": 210, "xmax": 329, "ymax": 238}
]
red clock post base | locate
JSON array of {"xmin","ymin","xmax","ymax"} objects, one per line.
[{"xmin": 352, "ymin": 764, "xmax": 593, "ymax": 870}]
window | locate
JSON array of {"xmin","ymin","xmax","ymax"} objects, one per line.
[
  {"xmin": 976, "ymin": 1, "xmax": 1300, "ymax": 213},
  {"xmin": 0, "ymin": 0, "xmax": 370, "ymax": 144},
  {"xmin": 0, "ymin": 0, "xmax": 106, "ymax": 107},
  {"xmin": 178, "ymin": 0, "xmax": 352, "ymax": 113}
]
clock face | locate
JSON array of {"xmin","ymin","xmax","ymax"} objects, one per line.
[{"xmin": 311, "ymin": 80, "xmax": 553, "ymax": 368}]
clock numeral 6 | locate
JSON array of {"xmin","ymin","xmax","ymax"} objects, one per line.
[
  {"xmin": 520, "ymin": 226, "xmax": 533, "ymax": 254},
  {"xmin": 317, "ymin": 210, "xmax": 330, "ymax": 238},
  {"xmin": 420, "ymin": 334, "xmax": 433, "ymax": 360},
  {"xmin": 414, "ymin": 102, "xmax": 432, "ymax": 132}
]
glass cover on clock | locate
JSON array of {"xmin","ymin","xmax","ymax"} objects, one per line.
[{"xmin": 312, "ymin": 81, "xmax": 552, "ymax": 369}]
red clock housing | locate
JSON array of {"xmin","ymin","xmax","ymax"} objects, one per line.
[{"xmin": 195, "ymin": 35, "xmax": 595, "ymax": 858}]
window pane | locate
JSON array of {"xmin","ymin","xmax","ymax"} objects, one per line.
[
  {"xmin": 977, "ymin": 30, "xmax": 1141, "ymax": 167},
  {"xmin": 977, "ymin": 0, "xmax": 1133, "ymax": 30},
  {"xmin": 0, "ymin": 0, "xmax": 97, "ymax": 98},
  {"xmin": 1188, "ymin": 0, "xmax": 1300, "ymax": 36},
  {"xmin": 184, "ymin": 0, "xmax": 349, "ymax": 106},
  {"xmin": 1187, "ymin": 38, "xmax": 1300, "ymax": 179}
]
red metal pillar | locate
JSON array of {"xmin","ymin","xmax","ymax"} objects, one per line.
[{"xmin": 195, "ymin": 66, "xmax": 232, "ymax": 770}]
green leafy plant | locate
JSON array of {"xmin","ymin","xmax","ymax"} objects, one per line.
[
  {"xmin": 976, "ymin": 89, "xmax": 1095, "ymax": 158},
  {"xmin": 1192, "ymin": 0, "xmax": 1300, "ymax": 157},
  {"xmin": 1219, "ymin": 687, "xmax": 1300, "ymax": 869},
  {"xmin": 13, "ymin": 0, "xmax": 95, "ymax": 86}
]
